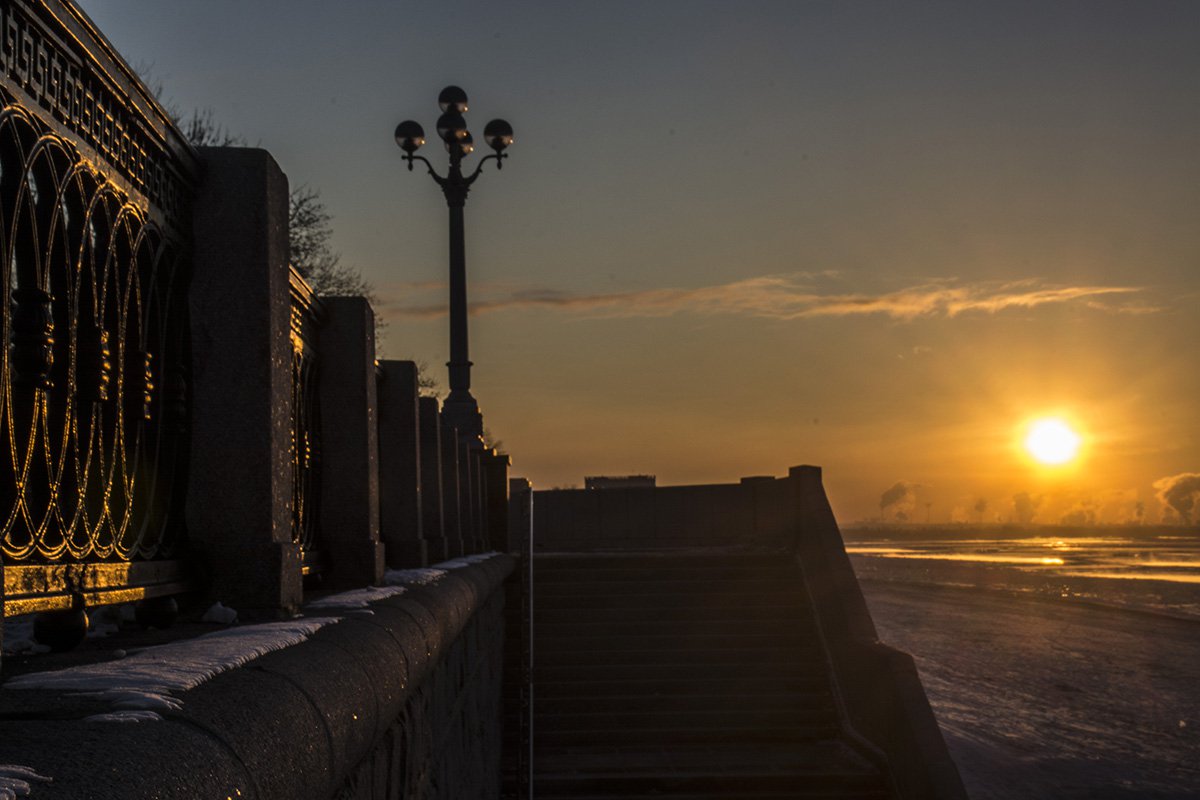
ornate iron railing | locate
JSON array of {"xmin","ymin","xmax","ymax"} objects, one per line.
[
  {"xmin": 1, "ymin": 0, "xmax": 196, "ymax": 615},
  {"xmin": 289, "ymin": 266, "xmax": 324, "ymax": 573}
]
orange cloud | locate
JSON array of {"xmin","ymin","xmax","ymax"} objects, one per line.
[{"xmin": 384, "ymin": 276, "xmax": 1149, "ymax": 321}]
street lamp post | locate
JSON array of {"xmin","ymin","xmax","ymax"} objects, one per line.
[{"xmin": 394, "ymin": 86, "xmax": 513, "ymax": 445}]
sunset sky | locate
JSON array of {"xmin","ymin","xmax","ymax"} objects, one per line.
[{"xmin": 81, "ymin": 1, "xmax": 1200, "ymax": 524}]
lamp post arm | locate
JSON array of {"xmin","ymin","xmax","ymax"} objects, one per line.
[
  {"xmin": 465, "ymin": 153, "xmax": 508, "ymax": 184},
  {"xmin": 402, "ymin": 153, "xmax": 445, "ymax": 182}
]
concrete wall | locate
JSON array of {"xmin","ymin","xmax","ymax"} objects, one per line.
[
  {"xmin": 530, "ymin": 465, "xmax": 967, "ymax": 800},
  {"xmin": 532, "ymin": 476, "xmax": 794, "ymax": 552},
  {"xmin": 789, "ymin": 466, "xmax": 968, "ymax": 800}
]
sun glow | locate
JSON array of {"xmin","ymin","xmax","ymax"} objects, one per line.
[{"xmin": 1024, "ymin": 418, "xmax": 1082, "ymax": 465}]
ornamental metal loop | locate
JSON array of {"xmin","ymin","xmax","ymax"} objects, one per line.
[
  {"xmin": 1, "ymin": 84, "xmax": 190, "ymax": 564},
  {"xmin": 289, "ymin": 266, "xmax": 323, "ymax": 561}
]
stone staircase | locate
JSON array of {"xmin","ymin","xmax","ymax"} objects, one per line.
[{"xmin": 532, "ymin": 553, "xmax": 893, "ymax": 799}]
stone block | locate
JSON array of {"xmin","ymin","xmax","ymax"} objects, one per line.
[
  {"xmin": 483, "ymin": 452, "xmax": 512, "ymax": 552},
  {"xmin": 316, "ymin": 297, "xmax": 385, "ymax": 589},
  {"xmin": 178, "ymin": 667, "xmax": 333, "ymax": 799},
  {"xmin": 458, "ymin": 434, "xmax": 478, "ymax": 553},
  {"xmin": 625, "ymin": 486, "xmax": 656, "ymax": 543},
  {"xmin": 439, "ymin": 417, "xmax": 464, "ymax": 558},
  {"xmin": 596, "ymin": 487, "xmax": 630, "ymax": 541},
  {"xmin": 377, "ymin": 360, "xmax": 424, "ymax": 567},
  {"xmin": 188, "ymin": 146, "xmax": 301, "ymax": 613},
  {"xmin": 508, "ymin": 477, "xmax": 532, "ymax": 555},
  {"xmin": 748, "ymin": 475, "xmax": 793, "ymax": 547},
  {"xmin": 418, "ymin": 396, "xmax": 445, "ymax": 561},
  {"xmin": 0, "ymin": 718, "xmax": 250, "ymax": 800}
]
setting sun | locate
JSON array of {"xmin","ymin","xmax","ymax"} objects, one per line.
[{"xmin": 1024, "ymin": 418, "xmax": 1082, "ymax": 465}]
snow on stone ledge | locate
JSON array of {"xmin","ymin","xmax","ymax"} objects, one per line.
[
  {"xmin": 3, "ymin": 617, "xmax": 338, "ymax": 713},
  {"xmin": 433, "ymin": 552, "xmax": 502, "ymax": 570},
  {"xmin": 382, "ymin": 552, "xmax": 503, "ymax": 588},
  {"xmin": 304, "ymin": 586, "xmax": 407, "ymax": 610},
  {"xmin": 1, "ymin": 618, "xmax": 48, "ymax": 656},
  {"xmin": 383, "ymin": 567, "xmax": 448, "ymax": 586},
  {"xmin": 1, "ymin": 553, "xmax": 505, "ymax": 722},
  {"xmin": 0, "ymin": 764, "xmax": 53, "ymax": 799},
  {"xmin": 83, "ymin": 710, "xmax": 164, "ymax": 723}
]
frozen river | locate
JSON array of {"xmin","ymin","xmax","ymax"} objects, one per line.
[{"xmin": 850, "ymin": 535, "xmax": 1200, "ymax": 799}]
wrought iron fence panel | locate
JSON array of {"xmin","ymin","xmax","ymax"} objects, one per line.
[{"xmin": 0, "ymin": 0, "xmax": 194, "ymax": 573}]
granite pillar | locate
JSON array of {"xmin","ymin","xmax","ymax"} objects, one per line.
[
  {"xmin": 459, "ymin": 435, "xmax": 478, "ymax": 553},
  {"xmin": 507, "ymin": 478, "xmax": 533, "ymax": 556},
  {"xmin": 473, "ymin": 449, "xmax": 491, "ymax": 553},
  {"xmin": 440, "ymin": 417, "xmax": 464, "ymax": 559},
  {"xmin": 469, "ymin": 448, "xmax": 488, "ymax": 553},
  {"xmin": 377, "ymin": 360, "xmax": 424, "ymax": 567},
  {"xmin": 188, "ymin": 147, "xmax": 301, "ymax": 615},
  {"xmin": 315, "ymin": 297, "xmax": 385, "ymax": 589},
  {"xmin": 483, "ymin": 451, "xmax": 512, "ymax": 553},
  {"xmin": 418, "ymin": 397, "xmax": 446, "ymax": 562}
]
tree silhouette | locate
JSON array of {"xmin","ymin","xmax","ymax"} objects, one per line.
[{"xmin": 141, "ymin": 60, "xmax": 449, "ymax": 406}]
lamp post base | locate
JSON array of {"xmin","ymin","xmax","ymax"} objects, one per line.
[{"xmin": 442, "ymin": 391, "xmax": 484, "ymax": 445}]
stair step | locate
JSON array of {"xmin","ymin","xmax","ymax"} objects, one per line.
[
  {"xmin": 534, "ymin": 565, "xmax": 799, "ymax": 582},
  {"xmin": 535, "ymin": 619, "xmax": 818, "ymax": 639},
  {"xmin": 533, "ymin": 789, "xmax": 888, "ymax": 800},
  {"xmin": 533, "ymin": 740, "xmax": 871, "ymax": 772},
  {"xmin": 533, "ymin": 792, "xmax": 888, "ymax": 800},
  {"xmin": 529, "ymin": 553, "xmax": 892, "ymax": 798},
  {"xmin": 535, "ymin": 658, "xmax": 829, "ymax": 683},
  {"xmin": 535, "ymin": 553, "xmax": 786, "ymax": 564},
  {"xmin": 535, "ymin": 647, "xmax": 825, "ymax": 670},
  {"xmin": 531, "ymin": 741, "xmax": 889, "ymax": 797},
  {"xmin": 537, "ymin": 691, "xmax": 832, "ymax": 714},
  {"xmin": 535, "ymin": 632, "xmax": 819, "ymax": 653},
  {"xmin": 537, "ymin": 592, "xmax": 812, "ymax": 610},
  {"xmin": 536, "ymin": 605, "xmax": 808, "ymax": 624},
  {"xmin": 534, "ymin": 773, "xmax": 887, "ymax": 797},
  {"xmin": 534, "ymin": 724, "xmax": 840, "ymax": 750},
  {"xmin": 535, "ymin": 676, "xmax": 831, "ymax": 698},
  {"xmin": 534, "ymin": 577, "xmax": 804, "ymax": 594},
  {"xmin": 537, "ymin": 706, "xmax": 838, "ymax": 732}
]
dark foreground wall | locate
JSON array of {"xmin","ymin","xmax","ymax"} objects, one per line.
[
  {"xmin": 789, "ymin": 466, "xmax": 967, "ymax": 800},
  {"xmin": 532, "ymin": 467, "xmax": 967, "ymax": 800},
  {"xmin": 0, "ymin": 556, "xmax": 514, "ymax": 800}
]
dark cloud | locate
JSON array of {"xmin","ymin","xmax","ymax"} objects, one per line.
[
  {"xmin": 1012, "ymin": 492, "xmax": 1043, "ymax": 525},
  {"xmin": 1153, "ymin": 473, "xmax": 1200, "ymax": 525},
  {"xmin": 880, "ymin": 481, "xmax": 921, "ymax": 521},
  {"xmin": 1060, "ymin": 502, "xmax": 1098, "ymax": 527}
]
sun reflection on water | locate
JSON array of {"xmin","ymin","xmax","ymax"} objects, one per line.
[{"xmin": 844, "ymin": 546, "xmax": 1066, "ymax": 566}]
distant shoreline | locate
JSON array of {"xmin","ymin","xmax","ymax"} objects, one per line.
[{"xmin": 842, "ymin": 523, "xmax": 1200, "ymax": 542}]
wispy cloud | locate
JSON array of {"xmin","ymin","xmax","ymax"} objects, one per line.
[{"xmin": 384, "ymin": 275, "xmax": 1151, "ymax": 321}]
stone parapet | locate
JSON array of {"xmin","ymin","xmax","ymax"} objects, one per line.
[{"xmin": 0, "ymin": 556, "xmax": 515, "ymax": 800}]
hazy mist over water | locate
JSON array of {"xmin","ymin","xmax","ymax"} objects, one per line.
[{"xmin": 848, "ymin": 532, "xmax": 1200, "ymax": 619}]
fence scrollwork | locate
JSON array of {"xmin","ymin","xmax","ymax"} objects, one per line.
[
  {"xmin": 289, "ymin": 266, "xmax": 323, "ymax": 571},
  {"xmin": 0, "ymin": 0, "xmax": 196, "ymax": 623},
  {"xmin": 1, "ymin": 89, "xmax": 190, "ymax": 566}
]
